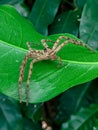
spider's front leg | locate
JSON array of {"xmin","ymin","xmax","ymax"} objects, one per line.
[
  {"xmin": 18, "ymin": 52, "xmax": 31, "ymax": 104},
  {"xmin": 53, "ymin": 37, "xmax": 94, "ymax": 53}
]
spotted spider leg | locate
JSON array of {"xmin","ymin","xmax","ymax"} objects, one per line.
[
  {"xmin": 26, "ymin": 58, "xmax": 41, "ymax": 106},
  {"xmin": 25, "ymin": 42, "xmax": 46, "ymax": 105},
  {"xmin": 49, "ymin": 36, "xmax": 94, "ymax": 66},
  {"xmin": 18, "ymin": 52, "xmax": 31, "ymax": 103},
  {"xmin": 25, "ymin": 41, "xmax": 56, "ymax": 105},
  {"xmin": 41, "ymin": 39, "xmax": 63, "ymax": 67},
  {"xmin": 26, "ymin": 42, "xmax": 49, "ymax": 105},
  {"xmin": 50, "ymin": 36, "xmax": 93, "ymax": 54},
  {"xmin": 52, "ymin": 36, "xmax": 93, "ymax": 52},
  {"xmin": 27, "ymin": 42, "xmax": 45, "ymax": 54},
  {"xmin": 19, "ymin": 42, "xmax": 44, "ymax": 104},
  {"xmin": 52, "ymin": 36, "xmax": 68, "ymax": 50},
  {"xmin": 41, "ymin": 39, "xmax": 55, "ymax": 51}
]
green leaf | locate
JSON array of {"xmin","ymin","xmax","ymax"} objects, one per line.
[
  {"xmin": 79, "ymin": 0, "xmax": 98, "ymax": 49},
  {"xmin": 23, "ymin": 118, "xmax": 42, "ymax": 130},
  {"xmin": 61, "ymin": 104, "xmax": 98, "ymax": 130},
  {"xmin": 0, "ymin": 5, "xmax": 98, "ymax": 104},
  {"xmin": 93, "ymin": 118, "xmax": 98, "ymax": 129},
  {"xmin": 75, "ymin": 0, "xmax": 87, "ymax": 8},
  {"xmin": 14, "ymin": 2, "xmax": 29, "ymax": 17},
  {"xmin": 87, "ymin": 79, "xmax": 98, "ymax": 104},
  {"xmin": 49, "ymin": 10, "xmax": 80, "ymax": 36},
  {"xmin": 28, "ymin": 0, "xmax": 62, "ymax": 35},
  {"xmin": 0, "ymin": 0, "xmax": 23, "ymax": 5},
  {"xmin": 0, "ymin": 5, "xmax": 43, "ymax": 46},
  {"xmin": 0, "ymin": 93, "xmax": 23, "ymax": 130},
  {"xmin": 21, "ymin": 103, "xmax": 42, "ymax": 121}
]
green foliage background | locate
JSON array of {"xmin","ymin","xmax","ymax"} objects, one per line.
[{"xmin": 0, "ymin": 0, "xmax": 98, "ymax": 129}]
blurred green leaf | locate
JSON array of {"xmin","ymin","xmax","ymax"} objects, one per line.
[
  {"xmin": 23, "ymin": 118, "xmax": 42, "ymax": 130},
  {"xmin": 55, "ymin": 82, "xmax": 91, "ymax": 123},
  {"xmin": 87, "ymin": 78, "xmax": 98, "ymax": 104},
  {"xmin": 49, "ymin": 9, "xmax": 80, "ymax": 36},
  {"xmin": 0, "ymin": 0, "xmax": 23, "ymax": 4},
  {"xmin": 61, "ymin": 104, "xmax": 98, "ymax": 130},
  {"xmin": 0, "ymin": 5, "xmax": 98, "ymax": 104},
  {"xmin": 75, "ymin": 0, "xmax": 87, "ymax": 8},
  {"xmin": 14, "ymin": 2, "xmax": 29, "ymax": 17},
  {"xmin": 55, "ymin": 78, "xmax": 98, "ymax": 124},
  {"xmin": 28, "ymin": 0, "xmax": 62, "ymax": 35},
  {"xmin": 22, "ymin": 103, "xmax": 42, "ymax": 121},
  {"xmin": 80, "ymin": 0, "xmax": 98, "ymax": 50},
  {"xmin": 0, "ymin": 93, "xmax": 23, "ymax": 130},
  {"xmin": 93, "ymin": 118, "xmax": 98, "ymax": 129}
]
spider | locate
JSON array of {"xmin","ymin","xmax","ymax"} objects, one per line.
[{"xmin": 18, "ymin": 35, "xmax": 93, "ymax": 105}]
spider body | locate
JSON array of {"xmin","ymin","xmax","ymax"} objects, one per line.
[{"xmin": 18, "ymin": 36, "xmax": 93, "ymax": 105}]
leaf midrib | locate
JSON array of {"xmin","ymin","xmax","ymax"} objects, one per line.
[
  {"xmin": 62, "ymin": 59, "xmax": 98, "ymax": 64},
  {"xmin": 1, "ymin": 40, "xmax": 98, "ymax": 65},
  {"xmin": 0, "ymin": 40, "xmax": 28, "ymax": 52}
]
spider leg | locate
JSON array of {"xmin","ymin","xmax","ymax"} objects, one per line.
[
  {"xmin": 53, "ymin": 36, "xmax": 94, "ymax": 51},
  {"xmin": 51, "ymin": 40, "xmax": 68, "ymax": 54},
  {"xmin": 41, "ymin": 39, "xmax": 55, "ymax": 50},
  {"xmin": 27, "ymin": 42, "xmax": 40, "ymax": 47},
  {"xmin": 41, "ymin": 37, "xmax": 68, "ymax": 50},
  {"xmin": 26, "ymin": 58, "xmax": 40, "ymax": 106},
  {"xmin": 31, "ymin": 50, "xmax": 45, "ymax": 55},
  {"xmin": 27, "ymin": 42, "xmax": 34, "ymax": 51},
  {"xmin": 53, "ymin": 38, "xmax": 93, "ymax": 54},
  {"xmin": 52, "ymin": 36, "xmax": 70, "ymax": 50},
  {"xmin": 27, "ymin": 42, "xmax": 45, "ymax": 54},
  {"xmin": 18, "ymin": 52, "xmax": 31, "ymax": 104}
]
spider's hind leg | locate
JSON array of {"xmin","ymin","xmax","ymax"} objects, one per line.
[
  {"xmin": 18, "ymin": 52, "xmax": 30, "ymax": 104},
  {"xmin": 26, "ymin": 59, "xmax": 38, "ymax": 106}
]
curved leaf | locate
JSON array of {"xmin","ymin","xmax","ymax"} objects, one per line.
[
  {"xmin": 75, "ymin": 0, "xmax": 87, "ymax": 8},
  {"xmin": 0, "ymin": 5, "xmax": 43, "ymax": 46},
  {"xmin": 55, "ymin": 82, "xmax": 91, "ymax": 123},
  {"xmin": 0, "ymin": 93, "xmax": 23, "ymax": 130},
  {"xmin": 28, "ymin": 0, "xmax": 62, "ymax": 35},
  {"xmin": 49, "ymin": 10, "xmax": 80, "ymax": 36},
  {"xmin": 0, "ymin": 5, "xmax": 98, "ymax": 103},
  {"xmin": 23, "ymin": 118, "xmax": 43, "ymax": 130},
  {"xmin": 79, "ymin": 0, "xmax": 98, "ymax": 49}
]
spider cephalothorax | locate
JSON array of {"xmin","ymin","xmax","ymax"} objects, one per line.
[{"xmin": 18, "ymin": 36, "xmax": 93, "ymax": 105}]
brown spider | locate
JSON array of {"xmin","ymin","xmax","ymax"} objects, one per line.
[{"xmin": 18, "ymin": 35, "xmax": 93, "ymax": 105}]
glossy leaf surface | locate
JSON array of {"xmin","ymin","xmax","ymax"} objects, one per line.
[
  {"xmin": 80, "ymin": 0, "xmax": 98, "ymax": 49},
  {"xmin": 28, "ymin": 0, "xmax": 62, "ymax": 35},
  {"xmin": 0, "ymin": 93, "xmax": 23, "ymax": 130},
  {"xmin": 0, "ymin": 5, "xmax": 98, "ymax": 103},
  {"xmin": 49, "ymin": 10, "xmax": 80, "ymax": 36}
]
